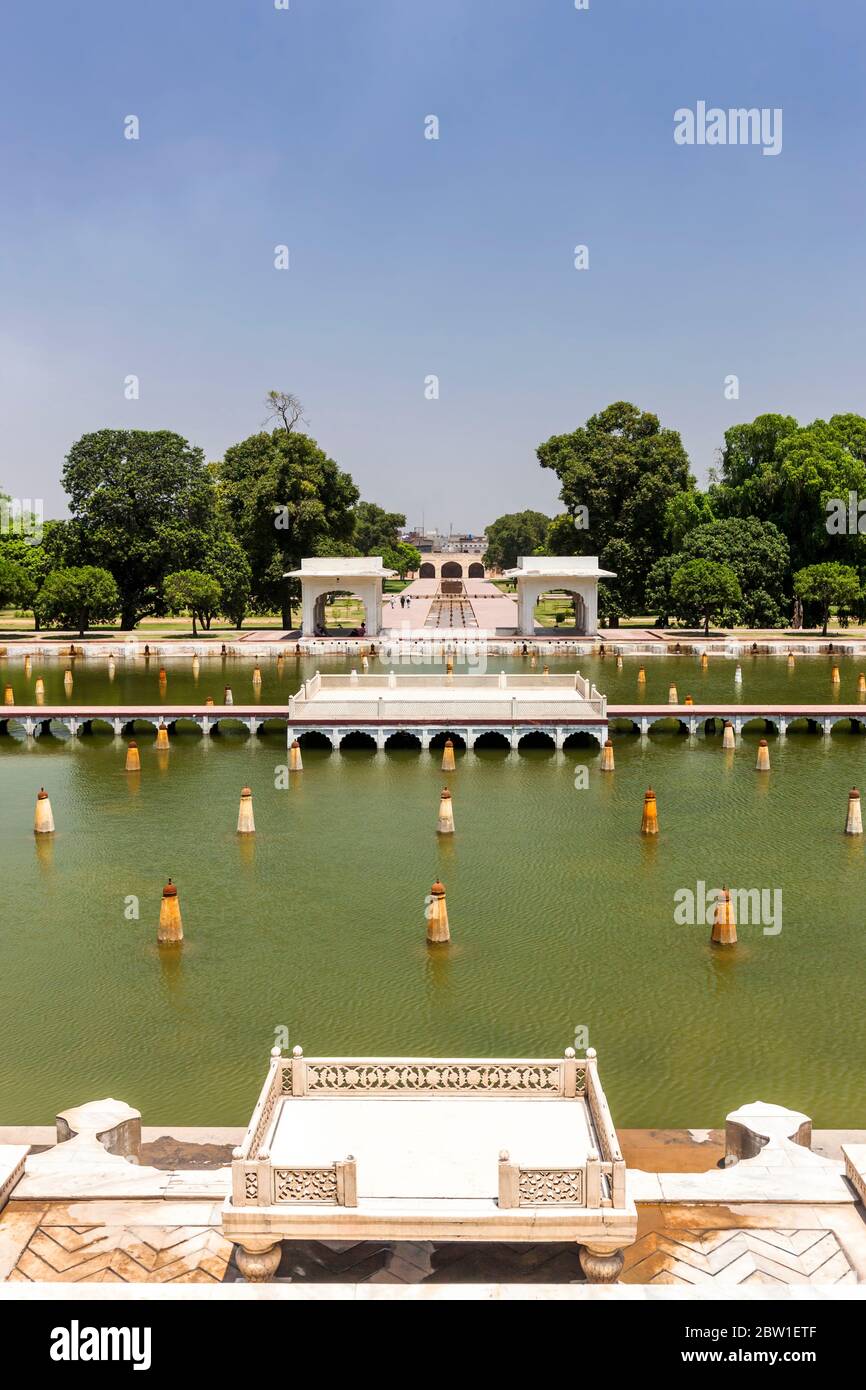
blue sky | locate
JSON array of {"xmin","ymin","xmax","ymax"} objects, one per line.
[{"xmin": 1, "ymin": 0, "xmax": 864, "ymax": 529}]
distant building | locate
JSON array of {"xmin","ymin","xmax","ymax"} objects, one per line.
[{"xmin": 401, "ymin": 528, "xmax": 487, "ymax": 557}]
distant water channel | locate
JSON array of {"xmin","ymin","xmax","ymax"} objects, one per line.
[{"xmin": 1, "ymin": 648, "xmax": 864, "ymax": 1128}]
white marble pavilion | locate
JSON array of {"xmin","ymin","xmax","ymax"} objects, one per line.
[
  {"xmin": 284, "ymin": 557, "xmax": 397, "ymax": 637},
  {"xmin": 502, "ymin": 557, "xmax": 616, "ymax": 636}
]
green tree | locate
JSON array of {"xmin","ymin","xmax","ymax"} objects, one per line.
[
  {"xmin": 0, "ymin": 553, "xmax": 36, "ymax": 610},
  {"xmin": 381, "ymin": 542, "xmax": 421, "ymax": 579},
  {"xmin": 663, "ymin": 490, "xmax": 714, "ymax": 549},
  {"xmin": 483, "ymin": 510, "xmax": 551, "ymax": 571},
  {"xmin": 163, "ymin": 570, "xmax": 222, "ymax": 636},
  {"xmin": 62, "ymin": 430, "xmax": 216, "ymax": 628},
  {"xmin": 353, "ymin": 502, "xmax": 405, "ymax": 554},
  {"xmin": 539, "ymin": 513, "xmax": 581, "ymax": 556},
  {"xmin": 670, "ymin": 559, "xmax": 742, "ymax": 634},
  {"xmin": 204, "ymin": 530, "xmax": 252, "ymax": 629},
  {"xmin": 793, "ymin": 563, "xmax": 861, "ymax": 635},
  {"xmin": 645, "ymin": 553, "xmax": 683, "ymax": 627},
  {"xmin": 0, "ymin": 520, "xmax": 81, "ymax": 630},
  {"xmin": 711, "ymin": 413, "xmax": 866, "ymax": 586},
  {"xmin": 537, "ymin": 402, "xmax": 694, "ymax": 608},
  {"xmin": 216, "ymin": 429, "xmax": 359, "ymax": 629},
  {"xmin": 680, "ymin": 517, "xmax": 790, "ymax": 627},
  {"xmin": 35, "ymin": 566, "xmax": 120, "ymax": 636}
]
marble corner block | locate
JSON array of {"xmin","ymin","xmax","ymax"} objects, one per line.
[
  {"xmin": 725, "ymin": 1101, "xmax": 811, "ymax": 1165},
  {"xmin": 56, "ymin": 1098, "xmax": 142, "ymax": 1161}
]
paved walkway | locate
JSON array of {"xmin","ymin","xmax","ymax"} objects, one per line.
[
  {"xmin": 3, "ymin": 1203, "xmax": 859, "ymax": 1287},
  {"xmin": 382, "ymin": 578, "xmax": 519, "ymax": 634},
  {"xmin": 2, "ymin": 1128, "xmax": 862, "ymax": 1286},
  {"xmin": 382, "ymin": 579, "xmax": 437, "ymax": 630}
]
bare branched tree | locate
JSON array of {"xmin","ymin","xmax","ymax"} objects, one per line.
[{"xmin": 262, "ymin": 390, "xmax": 308, "ymax": 434}]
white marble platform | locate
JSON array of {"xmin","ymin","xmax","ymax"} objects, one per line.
[{"xmin": 268, "ymin": 1096, "xmax": 593, "ymax": 1200}]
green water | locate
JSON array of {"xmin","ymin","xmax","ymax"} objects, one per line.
[
  {"xmin": 1, "ymin": 650, "xmax": 864, "ymax": 1128},
  {"xmin": 2, "ymin": 647, "xmax": 865, "ymax": 707}
]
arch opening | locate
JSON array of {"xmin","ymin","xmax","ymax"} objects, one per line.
[
  {"xmin": 563, "ymin": 730, "xmax": 602, "ymax": 749},
  {"xmin": 740, "ymin": 717, "xmax": 776, "ymax": 736},
  {"xmin": 384, "ymin": 731, "xmax": 422, "ymax": 750},
  {"xmin": 608, "ymin": 717, "xmax": 639, "ymax": 736},
  {"xmin": 467, "ymin": 562, "xmax": 485, "ymax": 579},
  {"xmin": 312, "ymin": 589, "xmax": 370, "ymax": 637},
  {"xmin": 518, "ymin": 730, "xmax": 556, "ymax": 750},
  {"xmin": 428, "ymin": 730, "xmax": 467, "ymax": 750},
  {"xmin": 473, "ymin": 730, "xmax": 511, "ymax": 750},
  {"xmin": 533, "ymin": 589, "xmax": 587, "ymax": 634},
  {"xmin": 441, "ymin": 561, "xmax": 463, "ymax": 579},
  {"xmin": 170, "ymin": 717, "xmax": 204, "ymax": 735},
  {"xmin": 297, "ymin": 730, "xmax": 333, "ymax": 749},
  {"xmin": 339, "ymin": 730, "xmax": 377, "ymax": 750},
  {"xmin": 419, "ymin": 562, "xmax": 435, "ymax": 579},
  {"xmin": 647, "ymin": 717, "xmax": 688, "ymax": 737}
]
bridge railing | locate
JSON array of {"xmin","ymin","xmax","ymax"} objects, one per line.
[
  {"xmin": 315, "ymin": 672, "xmax": 584, "ymax": 690},
  {"xmin": 289, "ymin": 698, "xmax": 606, "ymax": 722}
]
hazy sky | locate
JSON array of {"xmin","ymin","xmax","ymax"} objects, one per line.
[{"xmin": 1, "ymin": 0, "xmax": 864, "ymax": 530}]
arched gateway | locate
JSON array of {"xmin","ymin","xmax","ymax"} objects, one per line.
[
  {"xmin": 502, "ymin": 557, "xmax": 616, "ymax": 637},
  {"xmin": 285, "ymin": 557, "xmax": 397, "ymax": 637}
]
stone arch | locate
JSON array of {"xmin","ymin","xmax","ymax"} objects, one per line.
[
  {"xmin": 312, "ymin": 588, "xmax": 370, "ymax": 635},
  {"xmin": 518, "ymin": 730, "xmax": 556, "ymax": 750},
  {"xmin": 170, "ymin": 717, "xmax": 204, "ymax": 736},
  {"xmin": 467, "ymin": 561, "xmax": 484, "ymax": 579},
  {"xmin": 296, "ymin": 730, "xmax": 334, "ymax": 749},
  {"xmin": 428, "ymin": 730, "xmax": 467, "ymax": 750},
  {"xmin": 384, "ymin": 730, "xmax": 422, "ymax": 750},
  {"xmin": 212, "ymin": 717, "xmax": 247, "ymax": 735},
  {"xmin": 563, "ymin": 730, "xmax": 603, "ymax": 749},
  {"xmin": 472, "ymin": 730, "xmax": 511, "ymax": 750},
  {"xmin": 740, "ymin": 716, "xmax": 776, "ymax": 736},
  {"xmin": 783, "ymin": 717, "xmax": 812, "ymax": 736},
  {"xmin": 532, "ymin": 589, "xmax": 587, "ymax": 634},
  {"xmin": 87, "ymin": 717, "xmax": 117, "ymax": 735},
  {"xmin": 419, "ymin": 562, "xmax": 435, "ymax": 579},
  {"xmin": 647, "ymin": 715, "xmax": 689, "ymax": 736},
  {"xmin": 830, "ymin": 715, "xmax": 864, "ymax": 735},
  {"xmin": 339, "ymin": 730, "xmax": 377, "ymax": 750},
  {"xmin": 609, "ymin": 717, "xmax": 639, "ymax": 736},
  {"xmin": 441, "ymin": 561, "xmax": 463, "ymax": 579}
]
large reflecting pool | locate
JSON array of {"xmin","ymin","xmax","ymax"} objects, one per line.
[
  {"xmin": 2, "ymin": 646, "xmax": 866, "ymax": 706},
  {"xmin": 1, "ymin": 649, "xmax": 864, "ymax": 1127}
]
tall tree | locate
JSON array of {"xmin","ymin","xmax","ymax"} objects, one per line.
[
  {"xmin": 711, "ymin": 413, "xmax": 866, "ymax": 589},
  {"xmin": 0, "ymin": 553, "xmax": 36, "ymax": 611},
  {"xmin": 681, "ymin": 517, "xmax": 790, "ymax": 627},
  {"xmin": 216, "ymin": 429, "xmax": 359, "ymax": 629},
  {"xmin": 35, "ymin": 566, "xmax": 120, "ymax": 636},
  {"xmin": 163, "ymin": 570, "xmax": 222, "ymax": 636},
  {"xmin": 381, "ymin": 542, "xmax": 421, "ymax": 579},
  {"xmin": 353, "ymin": 502, "xmax": 405, "ymax": 555},
  {"xmin": 670, "ymin": 559, "xmax": 742, "ymax": 635},
  {"xmin": 204, "ymin": 529, "xmax": 252, "ymax": 629},
  {"xmin": 262, "ymin": 390, "xmax": 307, "ymax": 434},
  {"xmin": 483, "ymin": 510, "xmax": 550, "ymax": 571},
  {"xmin": 793, "ymin": 562, "xmax": 861, "ymax": 635},
  {"xmin": 537, "ymin": 402, "xmax": 694, "ymax": 607},
  {"xmin": 663, "ymin": 490, "xmax": 714, "ymax": 549},
  {"xmin": 62, "ymin": 430, "xmax": 216, "ymax": 628}
]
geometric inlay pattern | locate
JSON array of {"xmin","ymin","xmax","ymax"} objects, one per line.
[
  {"xmin": 621, "ymin": 1229, "xmax": 857, "ymax": 1286},
  {"xmin": 8, "ymin": 1224, "xmax": 233, "ymax": 1284}
]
